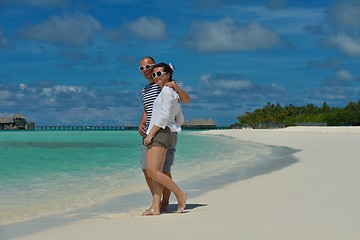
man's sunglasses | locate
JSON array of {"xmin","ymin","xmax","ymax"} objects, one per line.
[
  {"xmin": 139, "ymin": 64, "xmax": 155, "ymax": 71},
  {"xmin": 152, "ymin": 71, "xmax": 167, "ymax": 78}
]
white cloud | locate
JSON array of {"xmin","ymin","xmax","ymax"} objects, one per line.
[
  {"xmin": 53, "ymin": 85, "xmax": 83, "ymax": 93},
  {"xmin": 327, "ymin": 0, "xmax": 360, "ymax": 29},
  {"xmin": 314, "ymin": 86, "xmax": 349, "ymax": 100},
  {"xmin": 217, "ymin": 79, "xmax": 253, "ymax": 90},
  {"xmin": 198, "ymin": 74, "xmax": 253, "ymax": 98},
  {"xmin": 195, "ymin": 73, "xmax": 288, "ymax": 106},
  {"xmin": 323, "ymin": 68, "xmax": 358, "ymax": 87},
  {"xmin": 199, "ymin": 74, "xmax": 212, "ymax": 86},
  {"xmin": 19, "ymin": 83, "xmax": 27, "ymax": 90},
  {"xmin": 327, "ymin": 33, "xmax": 360, "ymax": 57},
  {"xmin": 125, "ymin": 16, "xmax": 167, "ymax": 41},
  {"xmin": 16, "ymin": 12, "xmax": 102, "ymax": 47},
  {"xmin": 16, "ymin": 93, "xmax": 25, "ymax": 99},
  {"xmin": 270, "ymin": 83, "xmax": 285, "ymax": 92},
  {"xmin": 40, "ymin": 97, "xmax": 57, "ymax": 106},
  {"xmin": 208, "ymin": 78, "xmax": 253, "ymax": 97},
  {"xmin": 0, "ymin": 82, "xmax": 141, "ymax": 118},
  {"xmin": 183, "ymin": 17, "xmax": 280, "ymax": 53},
  {"xmin": 335, "ymin": 69, "xmax": 357, "ymax": 81},
  {"xmin": 41, "ymin": 85, "xmax": 83, "ymax": 97}
]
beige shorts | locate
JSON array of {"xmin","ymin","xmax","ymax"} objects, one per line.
[
  {"xmin": 148, "ymin": 126, "xmax": 172, "ymax": 149},
  {"xmin": 141, "ymin": 132, "xmax": 177, "ymax": 171}
]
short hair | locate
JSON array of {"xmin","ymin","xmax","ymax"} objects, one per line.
[{"xmin": 140, "ymin": 56, "xmax": 155, "ymax": 63}]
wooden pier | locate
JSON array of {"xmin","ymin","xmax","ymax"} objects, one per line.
[
  {"xmin": 34, "ymin": 125, "xmax": 229, "ymax": 131},
  {"xmin": 36, "ymin": 126, "xmax": 138, "ymax": 131}
]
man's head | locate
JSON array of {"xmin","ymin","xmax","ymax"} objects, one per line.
[{"xmin": 139, "ymin": 56, "xmax": 156, "ymax": 82}]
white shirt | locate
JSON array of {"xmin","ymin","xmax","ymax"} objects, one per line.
[{"xmin": 146, "ymin": 86, "xmax": 184, "ymax": 134}]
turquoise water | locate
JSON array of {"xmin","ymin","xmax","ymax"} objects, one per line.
[{"xmin": 0, "ymin": 130, "xmax": 272, "ymax": 224}]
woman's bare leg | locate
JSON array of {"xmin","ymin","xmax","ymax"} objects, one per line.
[
  {"xmin": 142, "ymin": 146, "xmax": 166, "ymax": 215},
  {"xmin": 146, "ymin": 146, "xmax": 187, "ymax": 213}
]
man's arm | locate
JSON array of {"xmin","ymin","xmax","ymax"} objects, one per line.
[
  {"xmin": 137, "ymin": 110, "xmax": 147, "ymax": 137},
  {"xmin": 165, "ymin": 81, "xmax": 191, "ymax": 104}
]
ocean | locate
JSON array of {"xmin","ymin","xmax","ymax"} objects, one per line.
[{"xmin": 0, "ymin": 130, "xmax": 294, "ymax": 225}]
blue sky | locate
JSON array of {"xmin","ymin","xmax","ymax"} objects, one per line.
[{"xmin": 0, "ymin": 0, "xmax": 359, "ymax": 126}]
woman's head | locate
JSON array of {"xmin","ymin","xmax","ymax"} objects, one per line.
[
  {"xmin": 152, "ymin": 62, "xmax": 174, "ymax": 88},
  {"xmin": 152, "ymin": 62, "xmax": 173, "ymax": 81}
]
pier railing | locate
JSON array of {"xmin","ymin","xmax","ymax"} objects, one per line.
[
  {"xmin": 34, "ymin": 125, "xmax": 230, "ymax": 131},
  {"xmin": 35, "ymin": 126, "xmax": 138, "ymax": 131}
]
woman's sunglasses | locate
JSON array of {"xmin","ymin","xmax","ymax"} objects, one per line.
[
  {"xmin": 152, "ymin": 71, "xmax": 167, "ymax": 78},
  {"xmin": 139, "ymin": 64, "xmax": 155, "ymax": 71}
]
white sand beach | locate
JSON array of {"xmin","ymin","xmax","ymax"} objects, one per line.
[{"xmin": 10, "ymin": 127, "xmax": 360, "ymax": 240}]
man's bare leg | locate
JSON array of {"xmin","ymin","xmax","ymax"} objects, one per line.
[
  {"xmin": 160, "ymin": 171, "xmax": 171, "ymax": 212},
  {"xmin": 142, "ymin": 181, "xmax": 163, "ymax": 216},
  {"xmin": 143, "ymin": 169, "xmax": 154, "ymax": 196}
]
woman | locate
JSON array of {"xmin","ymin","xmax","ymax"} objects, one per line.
[{"xmin": 143, "ymin": 62, "xmax": 187, "ymax": 215}]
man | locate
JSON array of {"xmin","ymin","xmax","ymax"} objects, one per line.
[{"xmin": 138, "ymin": 56, "xmax": 190, "ymax": 212}]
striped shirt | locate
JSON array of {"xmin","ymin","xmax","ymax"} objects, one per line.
[{"xmin": 141, "ymin": 82, "xmax": 161, "ymax": 131}]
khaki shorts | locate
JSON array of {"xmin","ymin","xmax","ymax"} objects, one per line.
[
  {"xmin": 149, "ymin": 126, "xmax": 172, "ymax": 149},
  {"xmin": 141, "ymin": 132, "xmax": 177, "ymax": 171}
]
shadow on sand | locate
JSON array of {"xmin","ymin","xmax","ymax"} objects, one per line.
[{"xmin": 161, "ymin": 203, "xmax": 208, "ymax": 214}]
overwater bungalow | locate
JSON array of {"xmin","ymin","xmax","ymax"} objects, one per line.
[
  {"xmin": 182, "ymin": 118, "xmax": 218, "ymax": 130},
  {"xmin": 0, "ymin": 113, "xmax": 35, "ymax": 130}
]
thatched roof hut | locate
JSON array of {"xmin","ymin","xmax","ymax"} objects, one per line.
[
  {"xmin": 182, "ymin": 118, "xmax": 217, "ymax": 129},
  {"xmin": 0, "ymin": 116, "xmax": 14, "ymax": 124},
  {"xmin": 0, "ymin": 113, "xmax": 34, "ymax": 130}
]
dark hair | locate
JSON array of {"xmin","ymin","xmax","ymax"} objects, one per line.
[{"xmin": 153, "ymin": 62, "xmax": 173, "ymax": 81}]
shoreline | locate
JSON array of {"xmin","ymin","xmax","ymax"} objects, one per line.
[
  {"xmin": 3, "ymin": 127, "xmax": 360, "ymax": 240},
  {"xmin": 0, "ymin": 131, "xmax": 279, "ymax": 227},
  {"xmin": 1, "ymin": 133, "xmax": 296, "ymax": 239}
]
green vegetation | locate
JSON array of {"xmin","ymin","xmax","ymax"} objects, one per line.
[{"xmin": 233, "ymin": 101, "xmax": 360, "ymax": 128}]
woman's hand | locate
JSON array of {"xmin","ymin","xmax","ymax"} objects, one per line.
[
  {"xmin": 144, "ymin": 126, "xmax": 159, "ymax": 145},
  {"xmin": 144, "ymin": 134, "xmax": 153, "ymax": 145}
]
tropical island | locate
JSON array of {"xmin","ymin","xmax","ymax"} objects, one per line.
[
  {"xmin": 2, "ymin": 101, "xmax": 360, "ymax": 130},
  {"xmin": 232, "ymin": 101, "xmax": 360, "ymax": 129}
]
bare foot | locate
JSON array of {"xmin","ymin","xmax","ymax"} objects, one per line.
[
  {"xmin": 142, "ymin": 208, "xmax": 160, "ymax": 216},
  {"xmin": 176, "ymin": 192, "xmax": 187, "ymax": 213}
]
